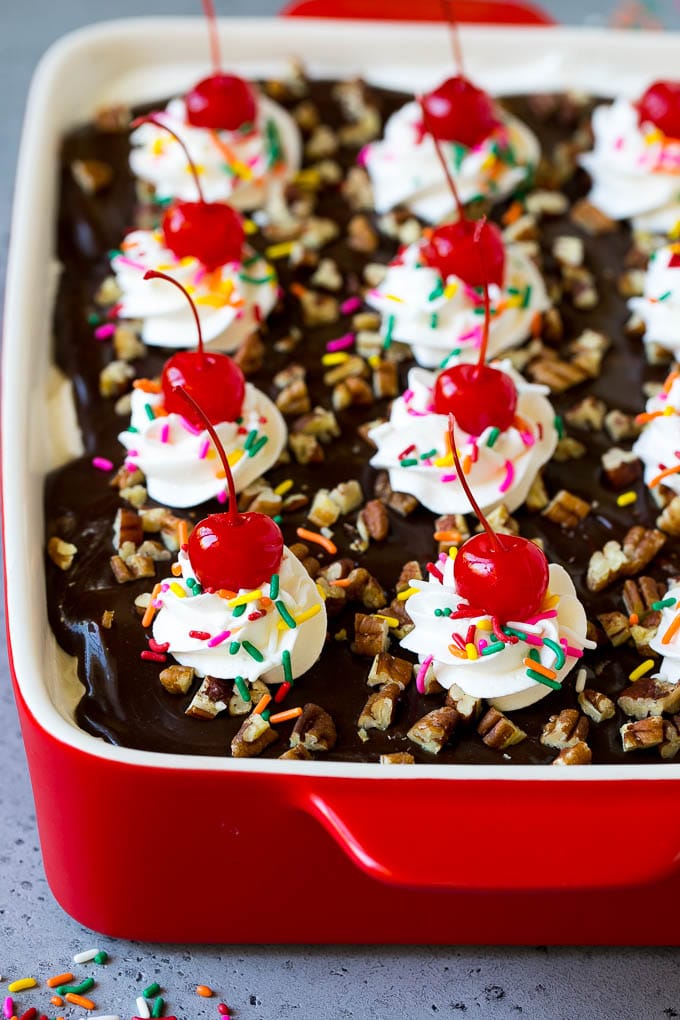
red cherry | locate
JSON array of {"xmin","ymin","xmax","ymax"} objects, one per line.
[
  {"xmin": 421, "ymin": 218, "xmax": 505, "ymax": 288},
  {"xmin": 637, "ymin": 81, "xmax": 680, "ymax": 139},
  {"xmin": 145, "ymin": 270, "xmax": 245, "ymax": 428},
  {"xmin": 162, "ymin": 201, "xmax": 244, "ymax": 272},
  {"xmin": 188, "ymin": 511, "xmax": 283, "ymax": 592},
  {"xmin": 421, "ymin": 76, "xmax": 500, "ymax": 148},
  {"xmin": 453, "ymin": 532, "xmax": 549, "ymax": 623},
  {"xmin": 186, "ymin": 73, "xmax": 257, "ymax": 132},
  {"xmin": 433, "ymin": 363, "xmax": 517, "ymax": 434}
]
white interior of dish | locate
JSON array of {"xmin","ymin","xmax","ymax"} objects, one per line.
[{"xmin": 5, "ymin": 16, "xmax": 680, "ymax": 779}]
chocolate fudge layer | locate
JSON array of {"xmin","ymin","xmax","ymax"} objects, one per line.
[{"xmin": 45, "ymin": 78, "xmax": 679, "ymax": 764}]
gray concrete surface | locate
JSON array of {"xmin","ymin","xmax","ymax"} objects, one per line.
[{"xmin": 3, "ymin": 2, "xmax": 680, "ymax": 1018}]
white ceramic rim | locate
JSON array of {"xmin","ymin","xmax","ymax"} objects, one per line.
[{"xmin": 5, "ymin": 15, "xmax": 680, "ymax": 780}]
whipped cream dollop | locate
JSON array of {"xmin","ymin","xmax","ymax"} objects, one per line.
[
  {"xmin": 368, "ymin": 363, "xmax": 557, "ymax": 515},
  {"xmin": 629, "ymin": 244, "xmax": 680, "ymax": 359},
  {"xmin": 367, "ymin": 240, "xmax": 548, "ymax": 369},
  {"xmin": 119, "ymin": 383, "xmax": 286, "ymax": 509},
  {"xmin": 633, "ymin": 370, "xmax": 680, "ymax": 497},
  {"xmin": 650, "ymin": 584, "xmax": 680, "ymax": 683},
  {"xmin": 130, "ymin": 95, "xmax": 301, "ymax": 209},
  {"xmin": 111, "ymin": 230, "xmax": 277, "ymax": 351},
  {"xmin": 153, "ymin": 547, "xmax": 327, "ymax": 684},
  {"xmin": 363, "ymin": 100, "xmax": 539, "ymax": 223},
  {"xmin": 581, "ymin": 99, "xmax": 680, "ymax": 233},
  {"xmin": 401, "ymin": 555, "xmax": 593, "ymax": 712}
]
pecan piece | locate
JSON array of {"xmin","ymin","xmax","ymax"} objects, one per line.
[
  {"xmin": 621, "ymin": 716, "xmax": 665, "ymax": 752},
  {"xmin": 352, "ymin": 613, "xmax": 390, "ymax": 656},
  {"xmin": 540, "ymin": 709, "xmax": 589, "ymax": 749},
  {"xmin": 279, "ymin": 745, "xmax": 313, "ymax": 761},
  {"xmin": 444, "ymin": 683, "xmax": 483, "ymax": 725},
  {"xmin": 541, "ymin": 489, "xmax": 590, "ymax": 528},
  {"xmin": 186, "ymin": 675, "xmax": 231, "ymax": 719},
  {"xmin": 159, "ymin": 664, "xmax": 195, "ymax": 696},
  {"xmin": 290, "ymin": 703, "xmax": 337, "ymax": 751},
  {"xmin": 231, "ymin": 712, "xmax": 278, "ymax": 758},
  {"xmin": 657, "ymin": 496, "xmax": 680, "ymax": 536},
  {"xmin": 622, "ymin": 526, "xmax": 666, "ymax": 575},
  {"xmin": 660, "ymin": 718, "xmax": 680, "ymax": 760},
  {"xmin": 99, "ymin": 359, "xmax": 134, "ymax": 398},
  {"xmin": 380, "ymin": 752, "xmax": 415, "ymax": 765},
  {"xmin": 289, "ymin": 433, "xmax": 324, "ymax": 465},
  {"xmin": 71, "ymin": 158, "xmax": 113, "ymax": 194},
  {"xmin": 308, "ymin": 490, "xmax": 341, "ymax": 528},
  {"xmin": 601, "ymin": 448, "xmax": 642, "ymax": 489},
  {"xmin": 552, "ymin": 741, "xmax": 593, "ymax": 765},
  {"xmin": 110, "ymin": 555, "xmax": 133, "ymax": 583},
  {"xmin": 372, "ymin": 360, "xmax": 399, "ymax": 399},
  {"xmin": 358, "ymin": 681, "xmax": 401, "ymax": 731},
  {"xmin": 47, "ymin": 536, "xmax": 77, "ymax": 570},
  {"xmin": 360, "ymin": 499, "xmax": 390, "ymax": 541},
  {"xmin": 597, "ymin": 611, "xmax": 631, "ymax": 647},
  {"xmin": 407, "ymin": 707, "xmax": 460, "ymax": 754},
  {"xmin": 565, "ymin": 395, "xmax": 607, "ymax": 431},
  {"xmin": 277, "ymin": 379, "xmax": 311, "ymax": 416},
  {"xmin": 113, "ymin": 507, "xmax": 144, "ymax": 552},
  {"xmin": 617, "ymin": 677, "xmax": 680, "ymax": 719},
  {"xmin": 578, "ymin": 688, "xmax": 615, "ymax": 724},
  {"xmin": 396, "ymin": 560, "xmax": 423, "ymax": 593},
  {"xmin": 367, "ymin": 651, "xmax": 412, "ymax": 690},
  {"xmin": 569, "ymin": 198, "xmax": 616, "ymax": 235},
  {"xmin": 586, "ymin": 541, "xmax": 629, "ymax": 592},
  {"xmin": 478, "ymin": 708, "xmax": 526, "ymax": 750}
]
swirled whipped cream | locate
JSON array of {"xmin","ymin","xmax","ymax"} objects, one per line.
[
  {"xmin": 650, "ymin": 584, "xmax": 680, "ymax": 683},
  {"xmin": 581, "ymin": 99, "xmax": 680, "ymax": 233},
  {"xmin": 153, "ymin": 547, "xmax": 327, "ymax": 684},
  {"xmin": 629, "ymin": 244, "xmax": 680, "ymax": 358},
  {"xmin": 111, "ymin": 230, "xmax": 277, "ymax": 351},
  {"xmin": 119, "ymin": 383, "xmax": 286, "ymax": 509},
  {"xmin": 633, "ymin": 370, "xmax": 680, "ymax": 497},
  {"xmin": 363, "ymin": 100, "xmax": 539, "ymax": 223},
  {"xmin": 130, "ymin": 95, "xmax": 301, "ymax": 209},
  {"xmin": 366, "ymin": 239, "xmax": 548, "ymax": 369},
  {"xmin": 401, "ymin": 555, "xmax": 593, "ymax": 712},
  {"xmin": 368, "ymin": 363, "xmax": 557, "ymax": 515}
]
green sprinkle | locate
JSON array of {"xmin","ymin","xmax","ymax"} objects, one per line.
[
  {"xmin": 658, "ymin": 290, "xmax": 672, "ymax": 302},
  {"xmin": 107, "ymin": 248, "xmax": 122, "ymax": 260},
  {"xmin": 144, "ymin": 403, "xmax": 156, "ymax": 421},
  {"xmin": 242, "ymin": 640, "xmax": 264, "ymax": 662},
  {"xmin": 486, "ymin": 427, "xmax": 501, "ymax": 448},
  {"xmin": 273, "ymin": 514, "xmax": 283, "ymax": 524},
  {"xmin": 428, "ymin": 279, "xmax": 445, "ymax": 301},
  {"xmin": 282, "ymin": 649, "xmax": 293, "ymax": 684},
  {"xmin": 275, "ymin": 600, "xmax": 297, "ymax": 629},
  {"xmin": 127, "ymin": 425, "xmax": 139, "ymax": 434},
  {"xmin": 450, "ymin": 142, "xmax": 466, "ymax": 172},
  {"xmin": 229, "ymin": 641, "xmax": 241, "ymax": 654},
  {"xmin": 244, "ymin": 428, "xmax": 259, "ymax": 451},
  {"xmin": 384, "ymin": 314, "xmax": 395, "ymax": 349},
  {"xmin": 239, "ymin": 120, "xmax": 254, "ymax": 135},
  {"xmin": 400, "ymin": 458, "xmax": 419, "ymax": 467},
  {"xmin": 521, "ymin": 284, "xmax": 532, "ymax": 309},
  {"xmin": 270, "ymin": 573, "xmax": 280, "ymax": 600},
  {"xmin": 434, "ymin": 608, "xmax": 444, "ymax": 617},
  {"xmin": 222, "ymin": 162, "xmax": 237, "ymax": 177},
  {"xmin": 87, "ymin": 312, "xmax": 101, "ymax": 325},
  {"xmin": 248, "ymin": 435, "xmax": 269, "ymax": 457},
  {"xmin": 236, "ymin": 416, "xmax": 244, "ymax": 425},
  {"xmin": 235, "ymin": 676, "xmax": 251, "ymax": 702},
  {"xmin": 652, "ymin": 597, "xmax": 677, "ymax": 610},
  {"xmin": 506, "ymin": 286, "xmax": 520, "ymax": 296},
  {"xmin": 94, "ymin": 951, "xmax": 108, "ymax": 964},
  {"xmin": 542, "ymin": 637, "xmax": 564, "ymax": 670},
  {"xmin": 265, "ymin": 118, "xmax": 283, "ymax": 168},
  {"xmin": 526, "ymin": 667, "xmax": 562, "ymax": 690},
  {"xmin": 59, "ymin": 979, "xmax": 94, "ymax": 994},
  {"xmin": 233, "ymin": 602, "xmax": 247, "ymax": 618},
  {"xmin": 152, "ymin": 996, "xmax": 165, "ymax": 1018},
  {"xmin": 430, "ymin": 313, "xmax": 439, "ymax": 329},
  {"xmin": 554, "ymin": 415, "xmax": 564, "ymax": 439},
  {"xmin": 481, "ymin": 641, "xmax": 506, "ymax": 656},
  {"xmin": 261, "ymin": 709, "xmax": 271, "ymax": 722},
  {"xmin": 156, "ymin": 195, "xmax": 173, "ymax": 208},
  {"xmin": 439, "ymin": 348, "xmax": 461, "ymax": 369},
  {"xmin": 143, "ymin": 983, "xmax": 161, "ymax": 999},
  {"xmin": 239, "ymin": 272, "xmax": 276, "ymax": 285},
  {"xmin": 420, "ymin": 448, "xmax": 437, "ymax": 460},
  {"xmin": 503, "ymin": 625, "xmax": 530, "ymax": 642},
  {"xmin": 186, "ymin": 577, "xmax": 197, "ymax": 589},
  {"xmin": 242, "ymin": 253, "xmax": 260, "ymax": 267}
]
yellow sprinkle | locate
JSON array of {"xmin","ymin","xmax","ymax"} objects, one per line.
[
  {"xmin": 664, "ymin": 405, "xmax": 677, "ymax": 415},
  {"xmin": 443, "ymin": 281, "xmax": 459, "ymax": 299},
  {"xmin": 169, "ymin": 582, "xmax": 186, "ymax": 599},
  {"xmin": 316, "ymin": 582, "xmax": 327, "ymax": 601},
  {"xmin": 448, "ymin": 546, "xmax": 457, "ymax": 559},
  {"xmin": 465, "ymin": 642, "xmax": 478, "ymax": 661},
  {"xmin": 189, "ymin": 163, "xmax": 205, "ymax": 175},
  {"xmin": 375, "ymin": 614, "xmax": 399, "ymax": 628},
  {"xmin": 228, "ymin": 589, "xmax": 262, "ymax": 608},
  {"xmin": 384, "ymin": 293, "xmax": 405, "ymax": 303},
  {"xmin": 542, "ymin": 593, "xmax": 559, "ymax": 611},
  {"xmin": 228, "ymin": 449, "xmax": 243, "ymax": 466},
  {"xmin": 151, "ymin": 138, "xmax": 165, "ymax": 156},
  {"xmin": 476, "ymin": 618, "xmax": 493, "ymax": 631},
  {"xmin": 8, "ymin": 979, "xmax": 38, "ymax": 993},
  {"xmin": 265, "ymin": 240, "xmax": 296, "ymax": 260},
  {"xmin": 629, "ymin": 659, "xmax": 655, "ymax": 682},
  {"xmin": 368, "ymin": 354, "xmax": 381, "ymax": 369},
  {"xmin": 617, "ymin": 491, "xmax": 637, "ymax": 507},
  {"xmin": 321, "ymin": 352, "xmax": 350, "ymax": 366},
  {"xmin": 155, "ymin": 262, "xmax": 175, "ymax": 271},
  {"xmin": 195, "ymin": 294, "xmax": 230, "ymax": 308},
  {"xmin": 243, "ymin": 218, "xmax": 257, "ymax": 235},
  {"xmin": 274, "ymin": 479, "xmax": 294, "ymax": 496},
  {"xmin": 434, "ymin": 454, "xmax": 454, "ymax": 468},
  {"xmin": 231, "ymin": 159, "xmax": 253, "ymax": 180},
  {"xmin": 397, "ymin": 586, "xmax": 419, "ymax": 601},
  {"xmin": 294, "ymin": 168, "xmax": 321, "ymax": 188},
  {"xmin": 286, "ymin": 603, "xmax": 322, "ymax": 628}
]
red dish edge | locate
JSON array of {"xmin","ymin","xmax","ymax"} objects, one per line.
[{"xmin": 279, "ymin": 0, "xmax": 556, "ymax": 26}]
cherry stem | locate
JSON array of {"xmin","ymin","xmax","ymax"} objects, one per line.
[
  {"xmin": 474, "ymin": 217, "xmax": 491, "ymax": 372},
  {"xmin": 202, "ymin": 0, "xmax": 222, "ymax": 75},
  {"xmin": 174, "ymin": 385, "xmax": 239, "ymax": 523},
  {"xmin": 439, "ymin": 0, "xmax": 465, "ymax": 76},
  {"xmin": 417, "ymin": 95, "xmax": 465, "ymax": 221},
  {"xmin": 448, "ymin": 414, "xmax": 504, "ymax": 552},
  {"xmin": 130, "ymin": 115, "xmax": 206, "ymax": 204},
  {"xmin": 143, "ymin": 269, "xmax": 206, "ymax": 365}
]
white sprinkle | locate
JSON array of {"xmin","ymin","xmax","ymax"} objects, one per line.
[
  {"xmin": 575, "ymin": 668, "xmax": 587, "ymax": 693},
  {"xmin": 136, "ymin": 997, "xmax": 151, "ymax": 1018},
  {"xmin": 73, "ymin": 948, "xmax": 99, "ymax": 964},
  {"xmin": 80, "ymin": 1016, "xmax": 120, "ymax": 1020}
]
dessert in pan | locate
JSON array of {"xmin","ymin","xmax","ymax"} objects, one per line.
[{"xmin": 45, "ymin": 9, "xmax": 680, "ymax": 765}]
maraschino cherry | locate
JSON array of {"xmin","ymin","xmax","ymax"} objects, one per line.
[
  {"xmin": 185, "ymin": 0, "xmax": 257, "ymax": 132},
  {"xmin": 448, "ymin": 415, "xmax": 549, "ymax": 623},
  {"xmin": 420, "ymin": 0, "xmax": 499, "ymax": 148},
  {"xmin": 418, "ymin": 96, "xmax": 505, "ymax": 289},
  {"xmin": 637, "ymin": 81, "xmax": 680, "ymax": 139},
  {"xmin": 144, "ymin": 269, "xmax": 245, "ymax": 429},
  {"xmin": 130, "ymin": 115, "xmax": 244, "ymax": 271},
  {"xmin": 178, "ymin": 386, "xmax": 283, "ymax": 592},
  {"xmin": 432, "ymin": 218, "xmax": 517, "ymax": 435}
]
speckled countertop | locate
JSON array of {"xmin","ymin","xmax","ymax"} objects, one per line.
[{"xmin": 2, "ymin": 3, "xmax": 680, "ymax": 1018}]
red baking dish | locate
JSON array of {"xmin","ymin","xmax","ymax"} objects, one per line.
[{"xmin": 6, "ymin": 16, "xmax": 680, "ymax": 944}]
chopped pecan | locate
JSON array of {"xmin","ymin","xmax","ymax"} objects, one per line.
[
  {"xmin": 95, "ymin": 274, "xmax": 122, "ymax": 306},
  {"xmin": 289, "ymin": 433, "xmax": 324, "ymax": 465},
  {"xmin": 110, "ymin": 555, "xmax": 133, "ymax": 583},
  {"xmin": 434, "ymin": 512, "xmax": 468, "ymax": 554},
  {"xmin": 552, "ymin": 741, "xmax": 593, "ymax": 765},
  {"xmin": 185, "ymin": 675, "xmax": 230, "ymax": 718},
  {"xmin": 101, "ymin": 609, "xmax": 115, "ymax": 629},
  {"xmin": 569, "ymin": 198, "xmax": 616, "ymax": 235},
  {"xmin": 553, "ymin": 234, "xmax": 584, "ymax": 268},
  {"xmin": 553, "ymin": 436, "xmax": 587, "ymax": 461},
  {"xmin": 279, "ymin": 745, "xmax": 313, "ymax": 761},
  {"xmin": 231, "ymin": 712, "xmax": 278, "ymax": 758},
  {"xmin": 407, "ymin": 707, "xmax": 460, "ymax": 754},
  {"xmin": 308, "ymin": 490, "xmax": 341, "ymax": 528},
  {"xmin": 329, "ymin": 480, "xmax": 363, "ymax": 514},
  {"xmin": 159, "ymin": 664, "xmax": 195, "ymax": 696},
  {"xmin": 478, "ymin": 503, "xmax": 519, "ymax": 536},
  {"xmin": 361, "ymin": 499, "xmax": 390, "ymax": 541},
  {"xmin": 478, "ymin": 708, "xmax": 526, "ymax": 750},
  {"xmin": 71, "ymin": 158, "xmax": 113, "ymax": 194},
  {"xmin": 604, "ymin": 409, "xmax": 640, "ymax": 442},
  {"xmin": 358, "ymin": 681, "xmax": 401, "ymax": 731},
  {"xmin": 540, "ymin": 709, "xmax": 589, "ymax": 749},
  {"xmin": 120, "ymin": 484, "xmax": 147, "ymax": 508},
  {"xmin": 541, "ymin": 489, "xmax": 590, "ymax": 528},
  {"xmin": 528, "ymin": 355, "xmax": 590, "ymax": 393},
  {"xmin": 568, "ymin": 328, "xmax": 609, "ymax": 376},
  {"xmin": 342, "ymin": 165, "xmax": 373, "ymax": 210},
  {"xmin": 396, "ymin": 560, "xmax": 423, "ymax": 593},
  {"xmin": 578, "ymin": 688, "xmax": 616, "ymax": 724},
  {"xmin": 249, "ymin": 489, "xmax": 283, "ymax": 517},
  {"xmin": 234, "ymin": 332, "xmax": 265, "ymax": 375},
  {"xmin": 360, "ymin": 574, "xmax": 388, "ymax": 610},
  {"xmin": 617, "ymin": 677, "xmax": 680, "ymax": 719},
  {"xmin": 352, "ymin": 613, "xmax": 390, "ymax": 656},
  {"xmin": 229, "ymin": 678, "xmax": 268, "ymax": 717},
  {"xmin": 99, "ymin": 359, "xmax": 134, "ymax": 398},
  {"xmin": 367, "ymin": 651, "xmax": 412, "ymax": 690},
  {"xmin": 290, "ymin": 703, "xmax": 337, "ymax": 751},
  {"xmin": 657, "ymin": 496, "xmax": 680, "ymax": 536},
  {"xmin": 618, "ymin": 268, "xmax": 646, "ymax": 298},
  {"xmin": 294, "ymin": 406, "xmax": 340, "ymax": 442},
  {"xmin": 347, "ymin": 213, "xmax": 378, "ymax": 253},
  {"xmin": 444, "ymin": 683, "xmax": 483, "ymax": 725},
  {"xmin": 622, "ymin": 526, "xmax": 666, "ymax": 575},
  {"xmin": 526, "ymin": 473, "xmax": 550, "ymax": 512},
  {"xmin": 621, "ymin": 716, "xmax": 665, "ymax": 752},
  {"xmin": 277, "ymin": 378, "xmax": 311, "ymax": 416},
  {"xmin": 47, "ymin": 536, "xmax": 77, "ymax": 570},
  {"xmin": 372, "ymin": 360, "xmax": 399, "ymax": 399},
  {"xmin": 526, "ymin": 189, "xmax": 569, "ymax": 217},
  {"xmin": 601, "ymin": 447, "xmax": 642, "ymax": 489},
  {"xmin": 660, "ymin": 718, "xmax": 680, "ymax": 759},
  {"xmin": 597, "ymin": 611, "xmax": 631, "ymax": 647},
  {"xmin": 113, "ymin": 324, "xmax": 145, "ymax": 361},
  {"xmin": 565, "ymin": 395, "xmax": 606, "ymax": 431},
  {"xmin": 94, "ymin": 103, "xmax": 131, "ymax": 132},
  {"xmin": 324, "ymin": 355, "xmax": 369, "ymax": 386},
  {"xmin": 586, "ymin": 541, "xmax": 629, "ymax": 592},
  {"xmin": 110, "ymin": 465, "xmax": 144, "ymax": 490},
  {"xmin": 380, "ymin": 752, "xmax": 415, "ymax": 765},
  {"xmin": 113, "ymin": 507, "xmax": 143, "ymax": 552},
  {"xmin": 126, "ymin": 554, "xmax": 155, "ymax": 579}
]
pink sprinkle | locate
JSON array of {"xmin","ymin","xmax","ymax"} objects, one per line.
[
  {"xmin": 402, "ymin": 389, "xmax": 414, "ymax": 402},
  {"xmin": 193, "ymin": 265, "xmax": 207, "ymax": 286},
  {"xmin": 440, "ymin": 472, "xmax": 457, "ymax": 483},
  {"xmin": 92, "ymin": 456, "xmax": 114, "ymax": 471},
  {"xmin": 438, "ymin": 552, "xmax": 448, "ymax": 564},
  {"xmin": 357, "ymin": 145, "xmax": 369, "ymax": 168},
  {"xmin": 478, "ymin": 638, "xmax": 488, "ymax": 652},
  {"xmin": 614, "ymin": 136, "xmax": 625, "ymax": 150},
  {"xmin": 160, "ymin": 423, "xmax": 170, "ymax": 444},
  {"xmin": 198, "ymin": 438, "xmax": 210, "ymax": 459},
  {"xmin": 522, "ymin": 632, "xmax": 544, "ymax": 647},
  {"xmin": 525, "ymin": 610, "xmax": 558, "ymax": 625},
  {"xmin": 416, "ymin": 654, "xmax": 433, "ymax": 694},
  {"xmin": 520, "ymin": 431, "xmax": 535, "ymax": 448},
  {"xmin": 124, "ymin": 460, "xmax": 138, "ymax": 472},
  {"xmin": 498, "ymin": 459, "xmax": 514, "ymax": 494},
  {"xmin": 160, "ymin": 583, "xmax": 170, "ymax": 592},
  {"xmin": 326, "ymin": 333, "xmax": 355, "ymax": 352},
  {"xmin": 180, "ymin": 416, "xmax": 202, "ymax": 435},
  {"xmin": 217, "ymin": 490, "xmax": 227, "ymax": 504},
  {"xmin": 3, "ymin": 997, "xmax": 14, "ymax": 1018},
  {"xmin": 94, "ymin": 322, "xmax": 116, "ymax": 340},
  {"xmin": 208, "ymin": 630, "xmax": 231, "ymax": 647},
  {"xmin": 561, "ymin": 640, "xmax": 583, "ymax": 659},
  {"xmin": 340, "ymin": 296, "xmax": 362, "ymax": 315},
  {"xmin": 116, "ymin": 254, "xmax": 147, "ymax": 271},
  {"xmin": 458, "ymin": 326, "xmax": 481, "ymax": 344}
]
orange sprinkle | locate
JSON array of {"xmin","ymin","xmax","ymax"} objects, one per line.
[
  {"xmin": 296, "ymin": 527, "xmax": 337, "ymax": 555},
  {"xmin": 502, "ymin": 200, "xmax": 523, "ymax": 225},
  {"xmin": 196, "ymin": 985, "xmax": 214, "ymax": 998},
  {"xmin": 462, "ymin": 454, "xmax": 472, "ymax": 475},
  {"xmin": 65, "ymin": 993, "xmax": 96, "ymax": 1010},
  {"xmin": 522, "ymin": 657, "xmax": 557, "ymax": 680},
  {"xmin": 259, "ymin": 596, "xmax": 273, "ymax": 608},
  {"xmin": 662, "ymin": 611, "xmax": 680, "ymax": 645},
  {"xmin": 217, "ymin": 588, "xmax": 238, "ymax": 600},
  {"xmin": 629, "ymin": 613, "xmax": 639, "ymax": 626},
  {"xmin": 649, "ymin": 463, "xmax": 680, "ymax": 488},
  {"xmin": 330, "ymin": 578, "xmax": 352, "ymax": 588},
  {"xmin": 636, "ymin": 410, "xmax": 666, "ymax": 425},
  {"xmin": 512, "ymin": 413, "xmax": 532, "ymax": 434},
  {"xmin": 50, "ymin": 996, "xmax": 63, "ymax": 1007},
  {"xmin": 178, "ymin": 519, "xmax": 189, "ymax": 548},
  {"xmin": 290, "ymin": 282, "xmax": 307, "ymax": 298},
  {"xmin": 269, "ymin": 706, "xmax": 304, "ymax": 724},
  {"xmin": 132, "ymin": 377, "xmax": 162, "ymax": 394},
  {"xmin": 171, "ymin": 562, "xmax": 183, "ymax": 577},
  {"xmin": 448, "ymin": 643, "xmax": 468, "ymax": 659},
  {"xmin": 47, "ymin": 974, "xmax": 73, "ymax": 988},
  {"xmin": 664, "ymin": 369, "xmax": 680, "ymax": 392},
  {"xmin": 142, "ymin": 583, "xmax": 162, "ymax": 628},
  {"xmin": 253, "ymin": 693, "xmax": 272, "ymax": 715},
  {"xmin": 433, "ymin": 529, "xmax": 462, "ymax": 543},
  {"xmin": 531, "ymin": 310, "xmax": 543, "ymax": 337}
]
